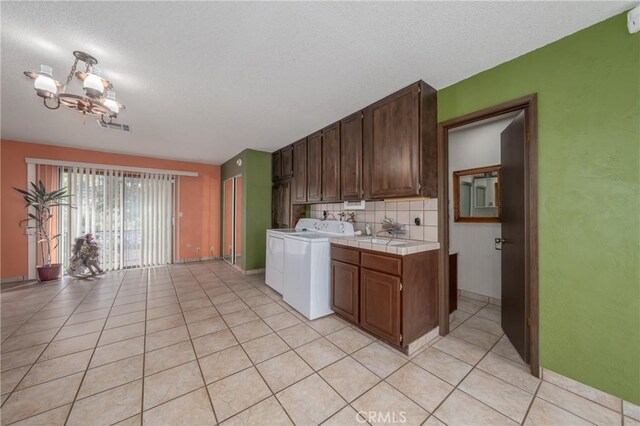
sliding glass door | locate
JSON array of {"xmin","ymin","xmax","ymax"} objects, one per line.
[{"xmin": 59, "ymin": 168, "xmax": 174, "ymax": 272}]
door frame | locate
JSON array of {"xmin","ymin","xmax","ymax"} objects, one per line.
[
  {"xmin": 436, "ymin": 94, "xmax": 539, "ymax": 377},
  {"xmin": 223, "ymin": 173, "xmax": 242, "ymax": 267}
]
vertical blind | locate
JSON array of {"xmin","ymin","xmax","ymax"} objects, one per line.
[
  {"xmin": 24, "ymin": 165, "xmax": 172, "ymax": 274},
  {"xmin": 59, "ymin": 168, "xmax": 175, "ymax": 271}
]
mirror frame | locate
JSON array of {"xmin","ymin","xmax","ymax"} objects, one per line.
[{"xmin": 453, "ymin": 165, "xmax": 501, "ymax": 223}]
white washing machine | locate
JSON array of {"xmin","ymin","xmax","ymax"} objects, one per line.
[{"xmin": 280, "ymin": 219, "xmax": 355, "ymax": 320}]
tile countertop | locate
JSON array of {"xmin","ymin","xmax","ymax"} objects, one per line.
[{"xmin": 330, "ymin": 236, "xmax": 440, "ymax": 256}]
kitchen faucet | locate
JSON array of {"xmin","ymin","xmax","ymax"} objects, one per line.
[{"xmin": 381, "ymin": 217, "xmax": 407, "ymax": 235}]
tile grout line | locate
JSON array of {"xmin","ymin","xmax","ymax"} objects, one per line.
[
  {"xmin": 420, "ymin": 303, "xmax": 516, "ymax": 423},
  {"xmin": 533, "ymin": 382, "xmax": 613, "ymax": 425},
  {"xmin": 199, "ymin": 264, "xmax": 298, "ymax": 426},
  {"xmin": 1, "ymin": 279, "xmax": 79, "ymax": 342},
  {"xmin": 62, "ymin": 271, "xmax": 130, "ymax": 426},
  {"xmin": 223, "ymin": 269, "xmax": 377, "ymax": 424},
  {"xmin": 168, "ymin": 265, "xmax": 222, "ymax": 424},
  {"xmin": 201, "ymin": 262, "xmax": 428, "ymax": 425},
  {"xmin": 519, "ymin": 379, "xmax": 543, "ymax": 425},
  {"xmin": 198, "ymin": 263, "xmax": 347, "ymax": 424},
  {"xmin": 139, "ymin": 269, "xmax": 150, "ymax": 425},
  {"xmin": 1, "ymin": 278, "xmax": 109, "ymax": 414},
  {"xmin": 5, "ymin": 263, "xmax": 573, "ymax": 426},
  {"xmin": 2, "ymin": 276, "xmax": 125, "ymax": 424}
]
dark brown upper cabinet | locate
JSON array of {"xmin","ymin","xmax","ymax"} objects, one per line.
[
  {"xmin": 281, "ymin": 145, "xmax": 294, "ymax": 180},
  {"xmin": 272, "ymin": 150, "xmax": 282, "ymax": 181},
  {"xmin": 292, "ymin": 138, "xmax": 307, "ymax": 204},
  {"xmin": 340, "ymin": 112, "xmax": 364, "ymax": 200},
  {"xmin": 272, "ymin": 180, "xmax": 291, "ymax": 228},
  {"xmin": 307, "ymin": 131, "xmax": 323, "ymax": 202},
  {"xmin": 322, "ymin": 122, "xmax": 341, "ymax": 202},
  {"xmin": 363, "ymin": 81, "xmax": 437, "ymax": 199}
]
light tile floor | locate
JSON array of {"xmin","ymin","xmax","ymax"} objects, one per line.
[{"xmin": 0, "ymin": 261, "xmax": 635, "ymax": 425}]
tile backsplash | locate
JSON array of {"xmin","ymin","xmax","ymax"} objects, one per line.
[{"xmin": 309, "ymin": 199, "xmax": 438, "ymax": 242}]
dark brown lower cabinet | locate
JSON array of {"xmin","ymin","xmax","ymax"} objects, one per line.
[
  {"xmin": 330, "ymin": 244, "xmax": 439, "ymax": 349},
  {"xmin": 330, "ymin": 260, "xmax": 359, "ymax": 323},
  {"xmin": 360, "ymin": 268, "xmax": 401, "ymax": 345}
]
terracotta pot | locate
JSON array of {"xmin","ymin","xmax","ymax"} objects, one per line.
[{"xmin": 37, "ymin": 264, "xmax": 62, "ymax": 282}]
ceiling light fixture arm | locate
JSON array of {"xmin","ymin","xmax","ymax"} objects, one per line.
[{"xmin": 43, "ymin": 97, "xmax": 60, "ymax": 110}]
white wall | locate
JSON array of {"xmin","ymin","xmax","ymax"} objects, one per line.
[{"xmin": 448, "ymin": 116, "xmax": 514, "ymax": 299}]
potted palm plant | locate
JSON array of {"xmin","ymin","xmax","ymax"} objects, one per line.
[{"xmin": 14, "ymin": 181, "xmax": 74, "ymax": 281}]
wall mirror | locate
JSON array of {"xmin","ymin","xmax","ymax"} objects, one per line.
[{"xmin": 453, "ymin": 165, "xmax": 501, "ymax": 223}]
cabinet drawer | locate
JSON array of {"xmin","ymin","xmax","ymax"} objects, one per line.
[
  {"xmin": 361, "ymin": 252, "xmax": 401, "ymax": 276},
  {"xmin": 331, "ymin": 246, "xmax": 360, "ymax": 265}
]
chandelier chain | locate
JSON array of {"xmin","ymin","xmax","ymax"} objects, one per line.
[{"xmin": 63, "ymin": 58, "xmax": 80, "ymax": 89}]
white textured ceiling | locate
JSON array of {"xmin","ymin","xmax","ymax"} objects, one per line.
[{"xmin": 1, "ymin": 1, "xmax": 631, "ymax": 164}]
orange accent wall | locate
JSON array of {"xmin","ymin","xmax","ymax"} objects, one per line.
[{"xmin": 1, "ymin": 139, "xmax": 221, "ymax": 279}]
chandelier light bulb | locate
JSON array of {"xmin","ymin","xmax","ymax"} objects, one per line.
[
  {"xmin": 83, "ymin": 66, "xmax": 104, "ymax": 98},
  {"xmin": 34, "ymin": 65, "xmax": 57, "ymax": 99},
  {"xmin": 103, "ymin": 90, "xmax": 119, "ymax": 115}
]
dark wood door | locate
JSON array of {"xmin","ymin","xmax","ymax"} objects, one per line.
[
  {"xmin": 364, "ymin": 84, "xmax": 420, "ymax": 198},
  {"xmin": 341, "ymin": 112, "xmax": 363, "ymax": 200},
  {"xmin": 360, "ymin": 268, "xmax": 401, "ymax": 345},
  {"xmin": 322, "ymin": 122, "xmax": 341, "ymax": 202},
  {"xmin": 307, "ymin": 131, "xmax": 322, "ymax": 202},
  {"xmin": 331, "ymin": 260, "xmax": 359, "ymax": 322},
  {"xmin": 500, "ymin": 111, "xmax": 528, "ymax": 363},
  {"xmin": 281, "ymin": 145, "xmax": 294, "ymax": 179},
  {"xmin": 272, "ymin": 151, "xmax": 282, "ymax": 181},
  {"xmin": 292, "ymin": 139, "xmax": 307, "ymax": 203},
  {"xmin": 449, "ymin": 253, "xmax": 458, "ymax": 314}
]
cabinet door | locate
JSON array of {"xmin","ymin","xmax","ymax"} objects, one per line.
[
  {"xmin": 292, "ymin": 139, "xmax": 307, "ymax": 204},
  {"xmin": 272, "ymin": 185, "xmax": 279, "ymax": 228},
  {"xmin": 272, "ymin": 182, "xmax": 292, "ymax": 228},
  {"xmin": 331, "ymin": 260, "xmax": 359, "ymax": 323},
  {"xmin": 360, "ymin": 268, "xmax": 401, "ymax": 345},
  {"xmin": 364, "ymin": 83, "xmax": 420, "ymax": 198},
  {"xmin": 279, "ymin": 181, "xmax": 291, "ymax": 228},
  {"xmin": 322, "ymin": 122, "xmax": 341, "ymax": 202},
  {"xmin": 341, "ymin": 112, "xmax": 363, "ymax": 200},
  {"xmin": 281, "ymin": 145, "xmax": 294, "ymax": 179},
  {"xmin": 272, "ymin": 151, "xmax": 282, "ymax": 181},
  {"xmin": 307, "ymin": 131, "xmax": 323, "ymax": 202}
]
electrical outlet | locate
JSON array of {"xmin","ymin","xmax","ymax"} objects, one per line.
[
  {"xmin": 186, "ymin": 243, "xmax": 191, "ymax": 249},
  {"xmin": 195, "ymin": 247, "xmax": 201, "ymax": 254}
]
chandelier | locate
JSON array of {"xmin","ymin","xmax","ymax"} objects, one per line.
[{"xmin": 24, "ymin": 51, "xmax": 125, "ymax": 124}]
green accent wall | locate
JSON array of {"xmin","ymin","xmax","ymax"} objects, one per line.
[
  {"xmin": 438, "ymin": 13, "xmax": 639, "ymax": 403},
  {"xmin": 221, "ymin": 149, "xmax": 272, "ymax": 271}
]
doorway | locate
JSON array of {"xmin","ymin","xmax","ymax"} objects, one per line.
[
  {"xmin": 437, "ymin": 95, "xmax": 539, "ymax": 376},
  {"xmin": 223, "ymin": 175, "xmax": 243, "ymax": 268}
]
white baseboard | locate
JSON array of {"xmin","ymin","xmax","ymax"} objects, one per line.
[
  {"xmin": 1, "ymin": 275, "xmax": 28, "ymax": 284},
  {"xmin": 541, "ymin": 367, "xmax": 639, "ymax": 418},
  {"xmin": 460, "ymin": 289, "xmax": 501, "ymax": 306},
  {"xmin": 175, "ymin": 256, "xmax": 221, "ymax": 264}
]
